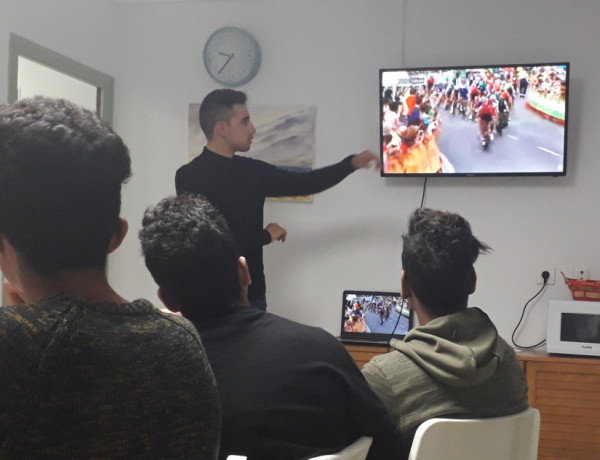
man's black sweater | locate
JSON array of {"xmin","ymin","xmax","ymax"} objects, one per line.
[{"xmin": 176, "ymin": 148, "xmax": 356, "ymax": 302}]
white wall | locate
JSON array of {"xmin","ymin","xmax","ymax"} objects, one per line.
[
  {"xmin": 0, "ymin": 0, "xmax": 118, "ymax": 97},
  {"xmin": 2, "ymin": 0, "xmax": 599, "ymax": 349}
]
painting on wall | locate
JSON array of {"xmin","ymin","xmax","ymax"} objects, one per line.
[{"xmin": 188, "ymin": 104, "xmax": 317, "ymax": 202}]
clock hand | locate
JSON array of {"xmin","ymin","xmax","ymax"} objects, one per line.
[
  {"xmin": 218, "ymin": 53, "xmax": 234, "ymax": 74},
  {"xmin": 218, "ymin": 52, "xmax": 233, "ymax": 57}
]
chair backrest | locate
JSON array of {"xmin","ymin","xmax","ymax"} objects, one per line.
[
  {"xmin": 408, "ymin": 408, "xmax": 540, "ymax": 460},
  {"xmin": 308, "ymin": 436, "xmax": 374, "ymax": 460}
]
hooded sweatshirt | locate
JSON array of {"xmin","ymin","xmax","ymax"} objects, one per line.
[{"xmin": 362, "ymin": 307, "xmax": 528, "ymax": 456}]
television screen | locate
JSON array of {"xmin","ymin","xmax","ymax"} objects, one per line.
[
  {"xmin": 340, "ymin": 290, "xmax": 412, "ymax": 344},
  {"xmin": 380, "ymin": 62, "xmax": 569, "ymax": 177}
]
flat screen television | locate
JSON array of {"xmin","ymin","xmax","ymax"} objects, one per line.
[{"xmin": 380, "ymin": 62, "xmax": 569, "ymax": 177}]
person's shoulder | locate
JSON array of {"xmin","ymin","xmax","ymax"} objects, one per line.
[
  {"xmin": 177, "ymin": 151, "xmax": 208, "ymax": 171},
  {"xmin": 0, "ymin": 302, "xmax": 31, "ymax": 320},
  {"xmin": 0, "ymin": 304, "xmax": 31, "ymax": 337},
  {"xmin": 368, "ymin": 348, "xmax": 410, "ymax": 368},
  {"xmin": 124, "ymin": 301, "xmax": 213, "ymax": 371},
  {"xmin": 363, "ymin": 348, "xmax": 424, "ymax": 391},
  {"xmin": 141, "ymin": 302, "xmax": 203, "ymax": 343},
  {"xmin": 175, "ymin": 157, "xmax": 197, "ymax": 185},
  {"xmin": 264, "ymin": 311, "xmax": 332, "ymax": 334},
  {"xmin": 260, "ymin": 312, "xmax": 346, "ymax": 348},
  {"xmin": 0, "ymin": 302, "xmax": 70, "ymax": 356},
  {"xmin": 159, "ymin": 311, "xmax": 199, "ymax": 335},
  {"xmin": 0, "ymin": 302, "xmax": 65, "ymax": 329},
  {"xmin": 215, "ymin": 307, "xmax": 344, "ymax": 349},
  {"xmin": 495, "ymin": 334, "xmax": 520, "ymax": 361}
]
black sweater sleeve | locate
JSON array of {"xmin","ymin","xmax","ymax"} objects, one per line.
[{"xmin": 258, "ymin": 155, "xmax": 356, "ymax": 198}]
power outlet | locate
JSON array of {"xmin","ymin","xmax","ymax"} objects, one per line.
[
  {"xmin": 573, "ymin": 268, "xmax": 590, "ymax": 280},
  {"xmin": 537, "ymin": 268, "xmax": 556, "ymax": 285}
]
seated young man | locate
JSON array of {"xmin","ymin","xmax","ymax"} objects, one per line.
[
  {"xmin": 0, "ymin": 97, "xmax": 221, "ymax": 458},
  {"xmin": 139, "ymin": 194, "xmax": 403, "ymax": 460},
  {"xmin": 362, "ymin": 208, "xmax": 528, "ymax": 458}
]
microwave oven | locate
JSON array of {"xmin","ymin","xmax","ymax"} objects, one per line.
[{"xmin": 547, "ymin": 300, "xmax": 600, "ymax": 357}]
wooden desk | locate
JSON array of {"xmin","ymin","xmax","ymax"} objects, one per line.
[
  {"xmin": 517, "ymin": 350, "xmax": 600, "ymax": 460},
  {"xmin": 343, "ymin": 343, "xmax": 388, "ymax": 369}
]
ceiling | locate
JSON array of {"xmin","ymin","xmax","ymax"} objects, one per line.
[
  {"xmin": 111, "ymin": 1, "xmax": 222, "ymax": 3},
  {"xmin": 111, "ymin": 0, "xmax": 238, "ymax": 3}
]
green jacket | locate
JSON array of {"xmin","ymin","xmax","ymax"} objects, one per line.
[{"xmin": 362, "ymin": 307, "xmax": 529, "ymax": 457}]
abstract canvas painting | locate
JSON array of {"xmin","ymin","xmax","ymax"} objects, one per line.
[{"xmin": 188, "ymin": 103, "xmax": 317, "ymax": 202}]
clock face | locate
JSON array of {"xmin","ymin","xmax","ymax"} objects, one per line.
[{"xmin": 203, "ymin": 27, "xmax": 261, "ymax": 87}]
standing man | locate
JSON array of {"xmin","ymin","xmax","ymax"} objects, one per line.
[
  {"xmin": 139, "ymin": 194, "xmax": 404, "ymax": 460},
  {"xmin": 0, "ymin": 97, "xmax": 221, "ymax": 458},
  {"xmin": 176, "ymin": 89, "xmax": 378, "ymax": 309}
]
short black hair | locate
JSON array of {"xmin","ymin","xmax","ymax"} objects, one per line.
[
  {"xmin": 0, "ymin": 97, "xmax": 131, "ymax": 275},
  {"xmin": 139, "ymin": 194, "xmax": 242, "ymax": 321},
  {"xmin": 401, "ymin": 208, "xmax": 491, "ymax": 317},
  {"xmin": 199, "ymin": 89, "xmax": 247, "ymax": 140}
]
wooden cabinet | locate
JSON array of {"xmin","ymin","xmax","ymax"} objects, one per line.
[
  {"xmin": 344, "ymin": 343, "xmax": 388, "ymax": 369},
  {"xmin": 518, "ymin": 350, "xmax": 600, "ymax": 460}
]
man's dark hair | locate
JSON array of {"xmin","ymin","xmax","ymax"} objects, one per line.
[
  {"xmin": 0, "ymin": 97, "xmax": 131, "ymax": 275},
  {"xmin": 199, "ymin": 89, "xmax": 247, "ymax": 140},
  {"xmin": 401, "ymin": 208, "xmax": 491, "ymax": 317},
  {"xmin": 139, "ymin": 194, "xmax": 242, "ymax": 321}
]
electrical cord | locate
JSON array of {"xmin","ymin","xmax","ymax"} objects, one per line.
[
  {"xmin": 386, "ymin": 297, "xmax": 408, "ymax": 352},
  {"xmin": 511, "ymin": 271, "xmax": 549, "ymax": 349},
  {"xmin": 420, "ymin": 177, "xmax": 428, "ymax": 208}
]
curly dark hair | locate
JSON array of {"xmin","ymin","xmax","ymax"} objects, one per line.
[
  {"xmin": 401, "ymin": 208, "xmax": 491, "ymax": 317},
  {"xmin": 0, "ymin": 97, "xmax": 131, "ymax": 275},
  {"xmin": 139, "ymin": 194, "xmax": 242, "ymax": 320},
  {"xmin": 199, "ymin": 89, "xmax": 247, "ymax": 140}
]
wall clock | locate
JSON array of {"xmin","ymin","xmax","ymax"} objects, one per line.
[{"xmin": 203, "ymin": 27, "xmax": 261, "ymax": 87}]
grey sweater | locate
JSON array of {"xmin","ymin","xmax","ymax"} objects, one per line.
[
  {"xmin": 362, "ymin": 307, "xmax": 528, "ymax": 458},
  {"xmin": 0, "ymin": 295, "xmax": 221, "ymax": 459}
]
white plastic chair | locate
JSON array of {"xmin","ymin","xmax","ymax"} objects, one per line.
[
  {"xmin": 309, "ymin": 436, "xmax": 374, "ymax": 460},
  {"xmin": 408, "ymin": 407, "xmax": 540, "ymax": 460}
]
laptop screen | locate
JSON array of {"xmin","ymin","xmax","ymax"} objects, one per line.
[{"xmin": 339, "ymin": 290, "xmax": 412, "ymax": 344}]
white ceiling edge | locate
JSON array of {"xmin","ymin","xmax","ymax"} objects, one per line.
[
  {"xmin": 111, "ymin": 0, "xmax": 267, "ymax": 3},
  {"xmin": 111, "ymin": 1, "xmax": 227, "ymax": 3}
]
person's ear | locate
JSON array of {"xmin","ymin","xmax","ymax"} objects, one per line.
[
  {"xmin": 107, "ymin": 218, "xmax": 128, "ymax": 254},
  {"xmin": 0, "ymin": 235, "xmax": 27, "ymax": 305},
  {"xmin": 0, "ymin": 234, "xmax": 15, "ymax": 275},
  {"xmin": 469, "ymin": 268, "xmax": 477, "ymax": 294},
  {"xmin": 157, "ymin": 288, "xmax": 180, "ymax": 314},
  {"xmin": 400, "ymin": 269, "xmax": 413, "ymax": 299},
  {"xmin": 0, "ymin": 233, "xmax": 11, "ymax": 254},
  {"xmin": 215, "ymin": 120, "xmax": 227, "ymax": 138},
  {"xmin": 237, "ymin": 256, "xmax": 252, "ymax": 288},
  {"xmin": 3, "ymin": 278, "xmax": 26, "ymax": 306}
]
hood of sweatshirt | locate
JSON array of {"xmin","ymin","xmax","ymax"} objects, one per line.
[{"xmin": 390, "ymin": 307, "xmax": 502, "ymax": 387}]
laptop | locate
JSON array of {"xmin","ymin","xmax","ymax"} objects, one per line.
[{"xmin": 339, "ymin": 290, "xmax": 413, "ymax": 345}]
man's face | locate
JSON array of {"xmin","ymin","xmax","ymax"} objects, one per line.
[{"xmin": 222, "ymin": 104, "xmax": 256, "ymax": 153}]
